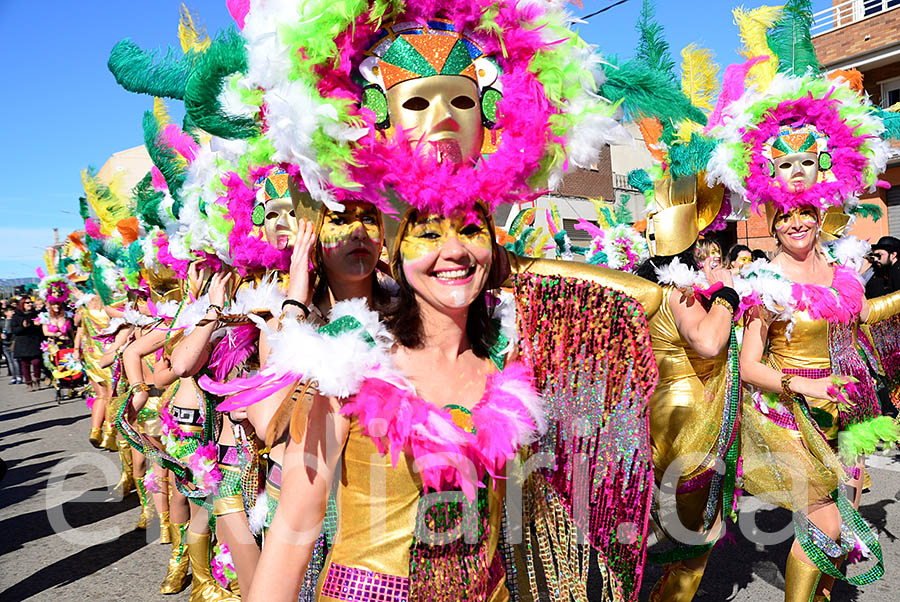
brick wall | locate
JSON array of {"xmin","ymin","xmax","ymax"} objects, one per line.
[
  {"xmin": 813, "ymin": 7, "xmax": 900, "ymax": 66},
  {"xmin": 557, "ymin": 145, "xmax": 614, "ymax": 200},
  {"xmin": 861, "ymin": 62, "xmax": 900, "ymax": 105}
]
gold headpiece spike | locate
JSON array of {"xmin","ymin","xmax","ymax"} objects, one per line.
[
  {"xmin": 650, "ymin": 175, "xmax": 699, "ymax": 256},
  {"xmin": 820, "ymin": 206, "xmax": 851, "ymax": 242}
]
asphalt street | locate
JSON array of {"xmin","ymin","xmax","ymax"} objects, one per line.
[{"xmin": 1, "ymin": 378, "xmax": 899, "ymax": 601}]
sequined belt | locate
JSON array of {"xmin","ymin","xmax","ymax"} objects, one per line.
[
  {"xmin": 171, "ymin": 405, "xmax": 203, "ymax": 428},
  {"xmin": 320, "ymin": 564, "xmax": 409, "ymax": 602}
]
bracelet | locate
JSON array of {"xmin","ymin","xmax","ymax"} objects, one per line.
[
  {"xmin": 207, "ymin": 304, "xmax": 223, "ymax": 315},
  {"xmin": 282, "ymin": 299, "xmax": 311, "ymax": 319},
  {"xmin": 712, "ymin": 297, "xmax": 735, "ymax": 314},
  {"xmin": 709, "ymin": 286, "xmax": 740, "ymax": 314},
  {"xmin": 781, "ymin": 374, "xmax": 794, "ymax": 398},
  {"xmin": 130, "ymin": 382, "xmax": 150, "ymax": 394}
]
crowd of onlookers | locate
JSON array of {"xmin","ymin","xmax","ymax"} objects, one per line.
[
  {"xmin": 0, "ymin": 296, "xmax": 61, "ymax": 392},
  {"xmin": 693, "ymin": 236, "xmax": 900, "ymax": 299}
]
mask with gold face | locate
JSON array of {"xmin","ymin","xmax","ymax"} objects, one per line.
[
  {"xmin": 252, "ymin": 169, "xmax": 299, "ymax": 250},
  {"xmin": 358, "ymin": 19, "xmax": 502, "ymax": 165},
  {"xmin": 763, "ymin": 124, "xmax": 830, "ymax": 194}
]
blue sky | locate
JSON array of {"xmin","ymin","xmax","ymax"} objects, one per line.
[{"xmin": 0, "ymin": 0, "xmax": 831, "ymax": 278}]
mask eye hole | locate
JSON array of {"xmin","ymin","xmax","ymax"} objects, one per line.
[
  {"xmin": 451, "ymin": 95, "xmax": 477, "ymax": 110},
  {"xmin": 266, "ymin": 212, "xmax": 278, "ymax": 220},
  {"xmin": 402, "ymin": 97, "xmax": 430, "ymax": 111},
  {"xmin": 802, "ymin": 159, "xmax": 815, "ymax": 167},
  {"xmin": 779, "ymin": 162, "xmax": 792, "ymax": 170},
  {"xmin": 289, "ymin": 210, "xmax": 296, "ymax": 217}
]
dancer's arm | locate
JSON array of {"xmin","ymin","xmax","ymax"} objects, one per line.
[
  {"xmin": 671, "ymin": 258, "xmax": 735, "ymax": 358},
  {"xmin": 122, "ymin": 328, "xmax": 168, "ymax": 411},
  {"xmin": 99, "ymin": 327, "xmax": 132, "ymax": 368},
  {"xmin": 171, "ymin": 271, "xmax": 233, "ymax": 377},
  {"xmin": 246, "ymin": 391, "xmax": 349, "ymax": 602},
  {"xmin": 862, "ymin": 289, "xmax": 900, "ymax": 324}
]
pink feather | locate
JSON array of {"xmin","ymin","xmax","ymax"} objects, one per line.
[
  {"xmin": 226, "ymin": 0, "xmax": 250, "ymax": 29},
  {"xmin": 151, "ymin": 166, "xmax": 168, "ymax": 192},
  {"xmin": 207, "ymin": 324, "xmax": 259, "ymax": 382},
  {"xmin": 85, "ymin": 218, "xmax": 101, "ymax": 239},
  {"xmin": 705, "ymin": 56, "xmax": 767, "ymax": 132},
  {"xmin": 201, "ymin": 371, "xmax": 300, "ymax": 412},
  {"xmin": 162, "ymin": 124, "xmax": 198, "ymax": 163}
]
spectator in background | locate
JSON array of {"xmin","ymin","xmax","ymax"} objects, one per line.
[
  {"xmin": 11, "ymin": 299, "xmax": 44, "ymax": 392},
  {"xmin": 727, "ymin": 244, "xmax": 753, "ymax": 274},
  {"xmin": 694, "ymin": 239, "xmax": 724, "ymax": 268},
  {"xmin": 751, "ymin": 249, "xmax": 768, "ymax": 262},
  {"xmin": 865, "ymin": 236, "xmax": 900, "ymax": 298},
  {"xmin": 2, "ymin": 307, "xmax": 22, "ymax": 384}
]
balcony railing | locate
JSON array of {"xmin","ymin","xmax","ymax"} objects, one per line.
[{"xmin": 812, "ymin": 0, "xmax": 900, "ymax": 35}]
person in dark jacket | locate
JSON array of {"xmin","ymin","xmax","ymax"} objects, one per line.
[
  {"xmin": 2, "ymin": 306, "xmax": 22, "ymax": 384},
  {"xmin": 865, "ymin": 236, "xmax": 900, "ymax": 299},
  {"xmin": 11, "ymin": 299, "xmax": 44, "ymax": 391}
]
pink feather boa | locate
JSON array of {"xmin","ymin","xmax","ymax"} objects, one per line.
[
  {"xmin": 153, "ymin": 230, "xmax": 222, "ymax": 279},
  {"xmin": 744, "ymin": 94, "xmax": 876, "ymax": 215},
  {"xmin": 287, "ymin": 1, "xmax": 564, "ymax": 216},
  {"xmin": 342, "ymin": 362, "xmax": 542, "ymax": 500},
  {"xmin": 791, "ymin": 264, "xmax": 863, "ymax": 323}
]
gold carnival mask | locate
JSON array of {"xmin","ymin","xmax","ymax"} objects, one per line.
[
  {"xmin": 358, "ymin": 19, "xmax": 503, "ymax": 164},
  {"xmin": 764, "ymin": 124, "xmax": 830, "ymax": 193},
  {"xmin": 386, "ymin": 75, "xmax": 484, "ymax": 163},
  {"xmin": 253, "ymin": 169, "xmax": 299, "ymax": 250}
]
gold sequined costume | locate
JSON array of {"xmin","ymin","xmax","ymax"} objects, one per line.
[{"xmin": 79, "ymin": 306, "xmax": 113, "ymax": 384}]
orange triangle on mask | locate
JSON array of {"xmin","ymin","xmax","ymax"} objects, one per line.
[
  {"xmin": 783, "ymin": 132, "xmax": 811, "ymax": 152},
  {"xmin": 380, "ymin": 62, "xmax": 421, "ymax": 90},
  {"xmin": 405, "ymin": 34, "xmax": 458, "ymax": 73}
]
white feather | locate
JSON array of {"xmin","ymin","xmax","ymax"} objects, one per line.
[
  {"xmin": 247, "ymin": 491, "xmax": 269, "ymax": 535},
  {"xmin": 655, "ymin": 258, "xmax": 708, "ymax": 289}
]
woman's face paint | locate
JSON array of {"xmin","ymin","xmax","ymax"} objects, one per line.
[
  {"xmin": 399, "ymin": 212, "xmax": 493, "ymax": 310},
  {"xmin": 773, "ymin": 206, "xmax": 820, "ymax": 253},
  {"xmin": 318, "ymin": 202, "xmax": 383, "ymax": 279}
]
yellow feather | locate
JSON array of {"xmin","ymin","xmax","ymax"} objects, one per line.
[
  {"xmin": 178, "ymin": 4, "xmax": 210, "ymax": 55},
  {"xmin": 679, "ymin": 43, "xmax": 719, "ymax": 138},
  {"xmin": 81, "ymin": 170, "xmax": 133, "ymax": 237},
  {"xmin": 733, "ymin": 5, "xmax": 783, "ymax": 89},
  {"xmin": 153, "ymin": 97, "xmax": 171, "ymax": 127}
]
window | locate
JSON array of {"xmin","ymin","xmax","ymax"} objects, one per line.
[
  {"xmin": 864, "ymin": 0, "xmax": 900, "ymax": 17},
  {"xmin": 881, "ymin": 78, "xmax": 900, "ymax": 109}
]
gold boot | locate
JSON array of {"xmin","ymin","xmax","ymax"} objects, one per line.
[
  {"xmin": 100, "ymin": 420, "xmax": 118, "ymax": 451},
  {"xmin": 89, "ymin": 427, "xmax": 102, "ymax": 448},
  {"xmin": 135, "ymin": 479, "xmax": 155, "ymax": 530},
  {"xmin": 648, "ymin": 562, "xmax": 705, "ymax": 602},
  {"xmin": 784, "ymin": 551, "xmax": 822, "ymax": 602},
  {"xmin": 160, "ymin": 510, "xmax": 172, "ymax": 544},
  {"xmin": 160, "ymin": 522, "xmax": 191, "ymax": 594},
  {"xmin": 186, "ymin": 532, "xmax": 240, "ymax": 602},
  {"xmin": 113, "ymin": 439, "xmax": 135, "ymax": 496}
]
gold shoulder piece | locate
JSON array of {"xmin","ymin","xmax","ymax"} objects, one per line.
[
  {"xmin": 865, "ymin": 289, "xmax": 900, "ymax": 324},
  {"xmin": 505, "ymin": 251, "xmax": 663, "ymax": 318}
]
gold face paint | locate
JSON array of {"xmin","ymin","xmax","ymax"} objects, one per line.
[
  {"xmin": 400, "ymin": 214, "xmax": 492, "ymax": 264},
  {"xmin": 773, "ymin": 206, "xmax": 819, "ymax": 232},
  {"xmin": 385, "ymin": 75, "xmax": 484, "ymax": 164},
  {"xmin": 318, "ymin": 203, "xmax": 382, "ymax": 255},
  {"xmin": 774, "ymin": 151, "xmax": 819, "ymax": 193},
  {"xmin": 263, "ymin": 197, "xmax": 299, "ymax": 250}
]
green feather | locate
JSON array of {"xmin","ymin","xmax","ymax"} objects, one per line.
[
  {"xmin": 78, "ymin": 196, "xmax": 90, "ymax": 221},
  {"xmin": 599, "ymin": 57, "xmax": 707, "ymax": 125},
  {"xmin": 766, "ymin": 0, "xmax": 821, "ymax": 77},
  {"xmin": 613, "ymin": 194, "xmax": 633, "ymax": 224},
  {"xmin": 876, "ymin": 109, "xmax": 900, "ymax": 141},
  {"xmin": 142, "ymin": 110, "xmax": 186, "ymax": 206},
  {"xmin": 667, "ymin": 134, "xmax": 718, "ymax": 180},
  {"xmin": 184, "ymin": 28, "xmax": 259, "ymax": 140},
  {"xmin": 628, "ymin": 169, "xmax": 654, "ymax": 193},
  {"xmin": 852, "ymin": 202, "xmax": 884, "ymax": 221},
  {"xmin": 634, "ymin": 0, "xmax": 676, "ymax": 81},
  {"xmin": 133, "ymin": 172, "xmax": 168, "ymax": 229},
  {"xmin": 108, "ymin": 39, "xmax": 202, "ymax": 100}
]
